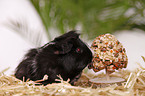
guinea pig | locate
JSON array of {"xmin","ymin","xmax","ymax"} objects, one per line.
[{"xmin": 15, "ymin": 30, "xmax": 92, "ymax": 85}]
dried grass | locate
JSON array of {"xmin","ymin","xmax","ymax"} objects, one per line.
[{"xmin": 1, "ymin": 61, "xmax": 145, "ymax": 96}]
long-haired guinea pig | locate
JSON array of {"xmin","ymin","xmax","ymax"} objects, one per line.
[{"xmin": 15, "ymin": 30, "xmax": 92, "ymax": 85}]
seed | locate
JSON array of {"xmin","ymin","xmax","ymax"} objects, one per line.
[
  {"xmin": 110, "ymin": 50, "xmax": 113, "ymax": 53},
  {"xmin": 93, "ymin": 68, "xmax": 99, "ymax": 72},
  {"xmin": 113, "ymin": 62, "xmax": 119, "ymax": 68},
  {"xmin": 100, "ymin": 40, "xmax": 103, "ymax": 43},
  {"xmin": 94, "ymin": 58, "xmax": 101, "ymax": 63},
  {"xmin": 98, "ymin": 66, "xmax": 105, "ymax": 70},
  {"xmin": 100, "ymin": 47, "xmax": 106, "ymax": 52},
  {"xmin": 114, "ymin": 53, "xmax": 119, "ymax": 57},
  {"xmin": 104, "ymin": 60, "xmax": 111, "ymax": 65},
  {"xmin": 123, "ymin": 61, "xmax": 128, "ymax": 68},
  {"xmin": 118, "ymin": 64, "xmax": 123, "ymax": 68},
  {"xmin": 118, "ymin": 48, "xmax": 122, "ymax": 52},
  {"xmin": 93, "ymin": 45, "xmax": 98, "ymax": 48},
  {"xmin": 88, "ymin": 63, "xmax": 94, "ymax": 69},
  {"xmin": 107, "ymin": 66, "xmax": 115, "ymax": 73},
  {"xmin": 116, "ymin": 50, "xmax": 119, "ymax": 53},
  {"xmin": 108, "ymin": 44, "xmax": 114, "ymax": 49},
  {"xmin": 116, "ymin": 41, "xmax": 120, "ymax": 45},
  {"xmin": 123, "ymin": 48, "xmax": 126, "ymax": 52},
  {"xmin": 113, "ymin": 66, "xmax": 116, "ymax": 69}
]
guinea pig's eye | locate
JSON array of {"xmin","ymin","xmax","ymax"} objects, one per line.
[{"xmin": 76, "ymin": 48, "xmax": 82, "ymax": 53}]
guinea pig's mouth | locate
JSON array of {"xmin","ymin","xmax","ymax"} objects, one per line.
[{"xmin": 87, "ymin": 61, "xmax": 93, "ymax": 69}]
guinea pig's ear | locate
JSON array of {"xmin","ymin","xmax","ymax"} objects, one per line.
[
  {"xmin": 54, "ymin": 31, "xmax": 80, "ymax": 54},
  {"xmin": 54, "ymin": 42, "xmax": 73, "ymax": 54}
]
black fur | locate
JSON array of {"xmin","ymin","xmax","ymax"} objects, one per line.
[{"xmin": 15, "ymin": 31, "xmax": 92, "ymax": 85}]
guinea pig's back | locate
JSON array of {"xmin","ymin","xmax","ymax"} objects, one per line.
[{"xmin": 15, "ymin": 49, "xmax": 38, "ymax": 81}]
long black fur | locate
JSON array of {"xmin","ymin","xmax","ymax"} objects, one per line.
[{"xmin": 15, "ymin": 31, "xmax": 92, "ymax": 85}]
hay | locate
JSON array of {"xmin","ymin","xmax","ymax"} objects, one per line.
[{"xmin": 1, "ymin": 64, "xmax": 145, "ymax": 95}]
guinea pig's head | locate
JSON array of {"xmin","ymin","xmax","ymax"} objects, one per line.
[{"xmin": 53, "ymin": 30, "xmax": 93, "ymax": 71}]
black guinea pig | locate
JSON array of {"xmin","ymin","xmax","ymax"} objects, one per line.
[{"xmin": 15, "ymin": 30, "xmax": 92, "ymax": 85}]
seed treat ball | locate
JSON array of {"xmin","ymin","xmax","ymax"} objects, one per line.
[{"xmin": 88, "ymin": 33, "xmax": 128, "ymax": 73}]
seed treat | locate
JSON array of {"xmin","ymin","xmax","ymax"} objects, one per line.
[{"xmin": 88, "ymin": 33, "xmax": 128, "ymax": 73}]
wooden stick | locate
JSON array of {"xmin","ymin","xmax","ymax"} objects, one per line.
[{"xmin": 105, "ymin": 68, "xmax": 110, "ymax": 81}]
